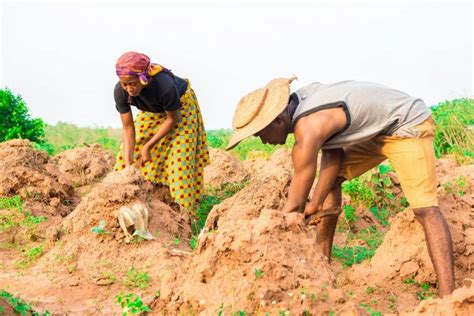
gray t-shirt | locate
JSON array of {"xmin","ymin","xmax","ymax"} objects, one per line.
[{"xmin": 291, "ymin": 81, "xmax": 431, "ymax": 149}]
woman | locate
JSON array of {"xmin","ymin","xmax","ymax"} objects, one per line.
[{"xmin": 114, "ymin": 51, "xmax": 209, "ymax": 210}]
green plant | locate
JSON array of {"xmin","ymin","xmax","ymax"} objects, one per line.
[
  {"xmin": 365, "ymin": 286, "xmax": 375, "ymax": 295},
  {"xmin": 189, "ymin": 235, "xmax": 198, "ymax": 250},
  {"xmin": 387, "ymin": 294, "xmax": 397, "ymax": 311},
  {"xmin": 0, "ymin": 88, "xmax": 46, "ymax": 143},
  {"xmin": 91, "ymin": 220, "xmax": 108, "ymax": 235},
  {"xmin": 431, "ymin": 98, "xmax": 473, "ymax": 163},
  {"xmin": 0, "ymin": 290, "xmax": 31, "ymax": 315},
  {"xmin": 14, "ymin": 244, "xmax": 45, "ymax": 269},
  {"xmin": 254, "ymin": 268, "xmax": 263, "ymax": 279},
  {"xmin": 192, "ymin": 181, "xmax": 248, "ymax": 235},
  {"xmin": 359, "ymin": 302, "xmax": 381, "ymax": 316},
  {"xmin": 124, "ymin": 268, "xmax": 150, "ymax": 289},
  {"xmin": 0, "ymin": 196, "xmax": 47, "ymax": 233},
  {"xmin": 332, "ymin": 226, "xmax": 384, "ymax": 266},
  {"xmin": 403, "ymin": 276, "xmax": 436, "ymax": 301},
  {"xmin": 0, "ymin": 290, "xmax": 49, "ymax": 315},
  {"xmin": 205, "ymin": 129, "xmax": 295, "ymax": 160},
  {"xmin": 332, "ymin": 245, "xmax": 375, "ymax": 267},
  {"xmin": 115, "ymin": 292, "xmax": 151, "ymax": 315},
  {"xmin": 173, "ymin": 236, "xmax": 181, "ymax": 246},
  {"xmin": 343, "ymin": 204, "xmax": 358, "ymax": 227},
  {"xmin": 342, "ymin": 177, "xmax": 375, "ymax": 207}
]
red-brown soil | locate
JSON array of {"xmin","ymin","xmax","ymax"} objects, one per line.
[{"xmin": 0, "ymin": 143, "xmax": 472, "ymax": 315}]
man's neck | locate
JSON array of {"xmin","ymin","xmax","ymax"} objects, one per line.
[{"xmin": 286, "ymin": 93, "xmax": 299, "ymax": 132}]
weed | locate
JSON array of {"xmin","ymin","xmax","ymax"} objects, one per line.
[
  {"xmin": 365, "ymin": 286, "xmax": 375, "ymax": 295},
  {"xmin": 254, "ymin": 268, "xmax": 264, "ymax": 279},
  {"xmin": 431, "ymin": 98, "xmax": 474, "ymax": 163},
  {"xmin": 14, "ymin": 244, "xmax": 45, "ymax": 269},
  {"xmin": 343, "ymin": 204, "xmax": 358, "ymax": 227},
  {"xmin": 333, "ymin": 226, "xmax": 384, "ymax": 266},
  {"xmin": 189, "ymin": 235, "xmax": 198, "ymax": 250},
  {"xmin": 124, "ymin": 268, "xmax": 150, "ymax": 289},
  {"xmin": 443, "ymin": 176, "xmax": 468, "ymax": 196},
  {"xmin": 333, "ymin": 245, "xmax": 374, "ymax": 267},
  {"xmin": 359, "ymin": 302, "xmax": 382, "ymax": 316},
  {"xmin": 403, "ymin": 276, "xmax": 436, "ymax": 300},
  {"xmin": 387, "ymin": 294, "xmax": 397, "ymax": 311},
  {"xmin": 129, "ymin": 236, "xmax": 146, "ymax": 244},
  {"xmin": 319, "ymin": 290, "xmax": 329, "ymax": 302},
  {"xmin": 115, "ymin": 292, "xmax": 151, "ymax": 316},
  {"xmin": 91, "ymin": 219, "xmax": 108, "ymax": 235},
  {"xmin": 0, "ymin": 196, "xmax": 47, "ymax": 233},
  {"xmin": 192, "ymin": 181, "xmax": 248, "ymax": 235},
  {"xmin": 173, "ymin": 236, "xmax": 181, "ymax": 246},
  {"xmin": 342, "ymin": 177, "xmax": 374, "ymax": 207},
  {"xmin": 0, "ymin": 290, "xmax": 49, "ymax": 315}
]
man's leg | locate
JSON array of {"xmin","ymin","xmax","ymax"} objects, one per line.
[
  {"xmin": 316, "ymin": 177, "xmax": 345, "ymax": 261},
  {"xmin": 413, "ymin": 206, "xmax": 455, "ymax": 297},
  {"xmin": 382, "ymin": 117, "xmax": 455, "ymax": 297}
]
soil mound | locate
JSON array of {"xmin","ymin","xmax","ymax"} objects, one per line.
[
  {"xmin": 405, "ymin": 280, "xmax": 474, "ymax": 315},
  {"xmin": 50, "ymin": 144, "xmax": 115, "ymax": 186},
  {"xmin": 0, "ymin": 139, "xmax": 74, "ymax": 216},
  {"xmin": 242, "ymin": 148, "xmax": 293, "ymax": 179},
  {"xmin": 153, "ymin": 150, "xmax": 345, "ymax": 315},
  {"xmin": 62, "ymin": 167, "xmax": 191, "ymax": 242},
  {"xmin": 27, "ymin": 167, "xmax": 193, "ymax": 306},
  {"xmin": 347, "ymin": 164, "xmax": 474, "ymax": 287},
  {"xmin": 204, "ymin": 148, "xmax": 249, "ymax": 188}
]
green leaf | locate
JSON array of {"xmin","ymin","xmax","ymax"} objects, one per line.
[{"xmin": 379, "ymin": 164, "xmax": 391, "ymax": 175}]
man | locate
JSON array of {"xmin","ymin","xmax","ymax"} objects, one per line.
[{"xmin": 226, "ymin": 78, "xmax": 454, "ymax": 297}]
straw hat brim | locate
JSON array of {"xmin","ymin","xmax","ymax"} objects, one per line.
[{"xmin": 226, "ymin": 77, "xmax": 296, "ymax": 150}]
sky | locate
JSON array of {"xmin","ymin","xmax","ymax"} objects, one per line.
[{"xmin": 1, "ymin": 0, "xmax": 472, "ymax": 130}]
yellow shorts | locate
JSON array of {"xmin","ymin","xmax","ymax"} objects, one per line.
[{"xmin": 339, "ymin": 117, "xmax": 438, "ymax": 209}]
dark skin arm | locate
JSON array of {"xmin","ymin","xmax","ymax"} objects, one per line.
[
  {"xmin": 304, "ymin": 148, "xmax": 343, "ymax": 217},
  {"xmin": 120, "ymin": 111, "xmax": 136, "ymax": 167},
  {"xmin": 120, "ymin": 110, "xmax": 180, "ymax": 166},
  {"xmin": 282, "ymin": 107, "xmax": 347, "ymax": 213},
  {"xmin": 137, "ymin": 110, "xmax": 180, "ymax": 164}
]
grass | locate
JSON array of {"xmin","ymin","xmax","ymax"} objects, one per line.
[
  {"xmin": 431, "ymin": 98, "xmax": 473, "ymax": 163},
  {"xmin": 254, "ymin": 268, "xmax": 264, "ymax": 279},
  {"xmin": 0, "ymin": 196, "xmax": 47, "ymax": 233},
  {"xmin": 14, "ymin": 244, "xmax": 45, "ymax": 269},
  {"xmin": 191, "ymin": 181, "xmax": 249, "ymax": 236},
  {"xmin": 0, "ymin": 290, "xmax": 50, "ymax": 315},
  {"xmin": 332, "ymin": 226, "xmax": 384, "ymax": 266},
  {"xmin": 403, "ymin": 276, "xmax": 436, "ymax": 301},
  {"xmin": 115, "ymin": 292, "xmax": 151, "ymax": 316},
  {"xmin": 124, "ymin": 268, "xmax": 150, "ymax": 290}
]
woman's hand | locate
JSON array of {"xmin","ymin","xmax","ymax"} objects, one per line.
[{"xmin": 137, "ymin": 144, "xmax": 152, "ymax": 166}]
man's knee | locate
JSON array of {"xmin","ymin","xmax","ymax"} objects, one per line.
[{"xmin": 413, "ymin": 206, "xmax": 441, "ymax": 219}]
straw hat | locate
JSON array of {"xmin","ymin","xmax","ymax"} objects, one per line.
[{"xmin": 226, "ymin": 76, "xmax": 297, "ymax": 150}]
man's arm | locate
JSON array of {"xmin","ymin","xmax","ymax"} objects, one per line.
[
  {"xmin": 282, "ymin": 108, "xmax": 346, "ymax": 213},
  {"xmin": 303, "ymin": 148, "xmax": 343, "ymax": 216}
]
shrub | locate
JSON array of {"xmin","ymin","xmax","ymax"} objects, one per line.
[{"xmin": 0, "ymin": 88, "xmax": 45, "ymax": 143}]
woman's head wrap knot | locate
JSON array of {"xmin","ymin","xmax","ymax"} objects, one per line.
[{"xmin": 115, "ymin": 52, "xmax": 169, "ymax": 85}]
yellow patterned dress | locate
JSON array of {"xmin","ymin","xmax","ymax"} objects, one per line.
[{"xmin": 114, "ymin": 82, "xmax": 209, "ymax": 210}]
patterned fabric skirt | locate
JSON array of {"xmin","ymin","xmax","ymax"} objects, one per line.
[{"xmin": 114, "ymin": 83, "xmax": 209, "ymax": 210}]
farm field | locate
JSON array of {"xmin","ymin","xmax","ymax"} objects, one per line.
[{"xmin": 0, "ymin": 98, "xmax": 473, "ymax": 315}]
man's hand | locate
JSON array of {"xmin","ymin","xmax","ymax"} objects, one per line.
[{"xmin": 303, "ymin": 202, "xmax": 320, "ymax": 217}]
